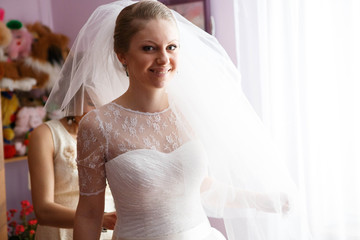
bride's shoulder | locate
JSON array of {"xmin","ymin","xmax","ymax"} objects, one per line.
[{"xmin": 79, "ymin": 102, "xmax": 124, "ymax": 127}]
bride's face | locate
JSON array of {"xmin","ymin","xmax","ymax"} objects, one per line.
[{"xmin": 118, "ymin": 18, "xmax": 179, "ymax": 91}]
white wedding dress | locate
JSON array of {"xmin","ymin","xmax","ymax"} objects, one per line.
[{"xmin": 77, "ymin": 102, "xmax": 226, "ymax": 240}]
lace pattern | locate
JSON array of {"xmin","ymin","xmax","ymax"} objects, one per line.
[{"xmin": 77, "ymin": 102, "xmax": 192, "ymax": 195}]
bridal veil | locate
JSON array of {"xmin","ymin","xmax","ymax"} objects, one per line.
[{"xmin": 46, "ymin": 1, "xmax": 311, "ymax": 239}]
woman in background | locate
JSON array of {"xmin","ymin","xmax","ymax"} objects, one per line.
[{"xmin": 28, "ymin": 92, "xmax": 116, "ymax": 239}]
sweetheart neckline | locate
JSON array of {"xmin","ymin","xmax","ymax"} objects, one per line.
[{"xmin": 106, "ymin": 139, "xmax": 202, "ymax": 165}]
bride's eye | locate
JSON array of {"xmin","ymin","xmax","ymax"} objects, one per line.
[
  {"xmin": 167, "ymin": 44, "xmax": 177, "ymax": 51},
  {"xmin": 143, "ymin": 46, "xmax": 155, "ymax": 51}
]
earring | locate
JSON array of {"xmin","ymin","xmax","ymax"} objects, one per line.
[
  {"xmin": 67, "ymin": 117, "xmax": 76, "ymax": 125},
  {"xmin": 123, "ymin": 64, "xmax": 129, "ymax": 77}
]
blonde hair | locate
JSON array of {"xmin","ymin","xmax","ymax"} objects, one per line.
[{"xmin": 113, "ymin": 0, "xmax": 176, "ymax": 54}]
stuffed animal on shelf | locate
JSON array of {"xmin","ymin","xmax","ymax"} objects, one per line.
[
  {"xmin": 1, "ymin": 91, "xmax": 20, "ymax": 159},
  {"xmin": 0, "ymin": 76, "xmax": 37, "ymax": 91},
  {"xmin": 5, "ymin": 20, "xmax": 33, "ymax": 61},
  {"xmin": 13, "ymin": 106, "xmax": 46, "ymax": 156},
  {"xmin": 4, "ymin": 144, "xmax": 16, "ymax": 158},
  {"xmin": 25, "ymin": 22, "xmax": 69, "ymax": 91},
  {"xmin": 14, "ymin": 106, "xmax": 46, "ymax": 138},
  {"xmin": 0, "ymin": 22, "xmax": 69, "ymax": 91},
  {"xmin": 0, "ymin": 60, "xmax": 47, "ymax": 90},
  {"xmin": 14, "ymin": 138, "xmax": 28, "ymax": 156},
  {"xmin": 1, "ymin": 91, "xmax": 20, "ymax": 143},
  {"xmin": 0, "ymin": 8, "xmax": 12, "ymax": 61}
]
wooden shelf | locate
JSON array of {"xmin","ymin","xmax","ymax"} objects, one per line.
[{"xmin": 4, "ymin": 155, "xmax": 27, "ymax": 163}]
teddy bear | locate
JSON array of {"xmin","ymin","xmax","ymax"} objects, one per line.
[
  {"xmin": 5, "ymin": 20, "xmax": 33, "ymax": 61},
  {"xmin": 0, "ymin": 8, "xmax": 12, "ymax": 61},
  {"xmin": 0, "ymin": 22, "xmax": 69, "ymax": 91},
  {"xmin": 0, "ymin": 61, "xmax": 43, "ymax": 90},
  {"xmin": 25, "ymin": 22, "xmax": 70, "ymax": 91}
]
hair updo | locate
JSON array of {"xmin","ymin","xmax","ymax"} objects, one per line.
[{"xmin": 113, "ymin": 0, "xmax": 176, "ymax": 54}]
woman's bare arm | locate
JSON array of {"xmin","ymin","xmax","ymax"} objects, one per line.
[{"xmin": 28, "ymin": 124, "xmax": 76, "ymax": 228}]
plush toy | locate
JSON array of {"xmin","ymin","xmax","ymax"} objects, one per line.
[
  {"xmin": 5, "ymin": 20, "xmax": 33, "ymax": 61},
  {"xmin": 0, "ymin": 22, "xmax": 69, "ymax": 91},
  {"xmin": 4, "ymin": 144, "xmax": 16, "ymax": 158},
  {"xmin": 25, "ymin": 22, "xmax": 69, "ymax": 91},
  {"xmin": 0, "ymin": 8, "xmax": 12, "ymax": 61},
  {"xmin": 14, "ymin": 106, "xmax": 46, "ymax": 138},
  {"xmin": 18, "ymin": 88, "xmax": 47, "ymax": 107},
  {"xmin": 3, "ymin": 127, "xmax": 15, "ymax": 142},
  {"xmin": 13, "ymin": 106, "xmax": 46, "ymax": 156},
  {"xmin": 0, "ymin": 60, "xmax": 48, "ymax": 90},
  {"xmin": 14, "ymin": 139, "xmax": 27, "ymax": 156},
  {"xmin": 1, "ymin": 92, "xmax": 20, "ymax": 143},
  {"xmin": 0, "ymin": 77, "xmax": 37, "ymax": 91},
  {"xmin": 1, "ymin": 91, "xmax": 20, "ymax": 126},
  {"xmin": 1, "ymin": 91, "xmax": 20, "ymax": 159}
]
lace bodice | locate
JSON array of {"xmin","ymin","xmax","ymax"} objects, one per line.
[
  {"xmin": 76, "ymin": 102, "xmax": 225, "ymax": 238},
  {"xmin": 77, "ymin": 102, "xmax": 193, "ymax": 195}
]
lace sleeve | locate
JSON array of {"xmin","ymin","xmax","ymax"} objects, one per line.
[{"xmin": 77, "ymin": 110, "xmax": 107, "ymax": 196}]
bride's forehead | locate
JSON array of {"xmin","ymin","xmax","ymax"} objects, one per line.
[{"xmin": 131, "ymin": 19, "xmax": 179, "ymax": 42}]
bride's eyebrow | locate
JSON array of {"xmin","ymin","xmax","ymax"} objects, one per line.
[{"xmin": 141, "ymin": 39, "xmax": 179, "ymax": 45}]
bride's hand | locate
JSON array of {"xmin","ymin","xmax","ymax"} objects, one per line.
[
  {"xmin": 102, "ymin": 212, "xmax": 117, "ymax": 230},
  {"xmin": 253, "ymin": 192, "xmax": 290, "ymax": 214}
]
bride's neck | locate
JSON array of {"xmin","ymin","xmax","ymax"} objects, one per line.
[{"xmin": 116, "ymin": 88, "xmax": 169, "ymax": 113}]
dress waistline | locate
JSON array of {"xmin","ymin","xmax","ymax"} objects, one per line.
[{"xmin": 114, "ymin": 221, "xmax": 211, "ymax": 240}]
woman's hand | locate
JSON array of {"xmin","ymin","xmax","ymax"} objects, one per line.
[
  {"xmin": 102, "ymin": 212, "xmax": 117, "ymax": 230},
  {"xmin": 253, "ymin": 192, "xmax": 290, "ymax": 214}
]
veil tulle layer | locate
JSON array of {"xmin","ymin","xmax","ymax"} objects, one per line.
[{"xmin": 45, "ymin": 1, "xmax": 310, "ymax": 239}]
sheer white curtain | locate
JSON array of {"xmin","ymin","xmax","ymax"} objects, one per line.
[{"xmin": 234, "ymin": 0, "xmax": 360, "ymax": 239}]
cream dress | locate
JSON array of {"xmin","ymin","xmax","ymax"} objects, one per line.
[{"xmin": 35, "ymin": 119, "xmax": 115, "ymax": 240}]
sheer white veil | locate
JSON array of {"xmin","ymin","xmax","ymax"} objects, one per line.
[{"xmin": 45, "ymin": 1, "xmax": 311, "ymax": 239}]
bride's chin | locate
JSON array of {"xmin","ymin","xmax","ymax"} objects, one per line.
[
  {"xmin": 152, "ymin": 78, "xmax": 172, "ymax": 89},
  {"xmin": 153, "ymin": 82, "xmax": 167, "ymax": 89}
]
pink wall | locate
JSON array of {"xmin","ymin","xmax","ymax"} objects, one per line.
[
  {"xmin": 1, "ymin": 0, "xmax": 237, "ymax": 65},
  {"xmin": 1, "ymin": 0, "xmax": 53, "ymax": 28},
  {"xmin": 50, "ymin": 0, "xmax": 114, "ymax": 47},
  {"xmin": 51, "ymin": 0, "xmax": 238, "ymax": 65},
  {"xmin": 210, "ymin": 0, "xmax": 237, "ymax": 66}
]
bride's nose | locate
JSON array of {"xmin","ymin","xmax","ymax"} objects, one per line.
[{"xmin": 156, "ymin": 50, "xmax": 170, "ymax": 65}]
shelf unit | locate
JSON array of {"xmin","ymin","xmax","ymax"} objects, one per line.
[
  {"xmin": 5, "ymin": 155, "xmax": 27, "ymax": 163},
  {"xmin": 0, "ymin": 95, "xmax": 7, "ymax": 239},
  {"xmin": 0, "ymin": 89, "xmax": 32, "ymax": 238}
]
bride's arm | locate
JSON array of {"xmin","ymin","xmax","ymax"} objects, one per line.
[
  {"xmin": 74, "ymin": 192, "xmax": 105, "ymax": 240},
  {"xmin": 201, "ymin": 177, "xmax": 289, "ymax": 214},
  {"xmin": 74, "ymin": 111, "xmax": 113, "ymax": 238}
]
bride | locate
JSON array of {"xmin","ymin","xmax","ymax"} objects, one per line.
[{"xmin": 46, "ymin": 1, "xmax": 310, "ymax": 239}]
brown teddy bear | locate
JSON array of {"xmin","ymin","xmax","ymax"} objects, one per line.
[{"xmin": 0, "ymin": 22, "xmax": 69, "ymax": 91}]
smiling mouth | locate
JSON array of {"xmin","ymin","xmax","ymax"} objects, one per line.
[{"xmin": 150, "ymin": 68, "xmax": 171, "ymax": 74}]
